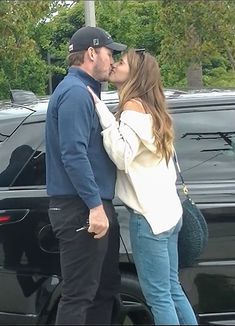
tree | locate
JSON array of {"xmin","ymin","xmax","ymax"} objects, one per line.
[
  {"xmin": 158, "ymin": 0, "xmax": 235, "ymax": 88},
  {"xmin": 0, "ymin": 0, "xmax": 59, "ymax": 99},
  {"xmin": 35, "ymin": 1, "xmax": 85, "ymax": 91},
  {"xmin": 1, "ymin": 0, "xmax": 234, "ymax": 98},
  {"xmin": 95, "ymin": 0, "xmax": 162, "ymax": 54},
  {"xmin": 42, "ymin": 0, "xmax": 164, "ymax": 90},
  {"xmin": 20, "ymin": 0, "xmax": 235, "ymax": 93}
]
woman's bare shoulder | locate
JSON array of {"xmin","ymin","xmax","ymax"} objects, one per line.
[{"xmin": 123, "ymin": 99, "xmax": 146, "ymax": 113}]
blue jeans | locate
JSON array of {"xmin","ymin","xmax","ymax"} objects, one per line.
[{"xmin": 129, "ymin": 213, "xmax": 198, "ymax": 325}]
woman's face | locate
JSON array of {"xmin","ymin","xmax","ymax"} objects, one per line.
[{"xmin": 109, "ymin": 54, "xmax": 130, "ymax": 88}]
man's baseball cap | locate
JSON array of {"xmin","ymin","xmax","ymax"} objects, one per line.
[{"xmin": 69, "ymin": 26, "xmax": 127, "ymax": 54}]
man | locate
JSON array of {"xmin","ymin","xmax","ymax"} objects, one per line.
[{"xmin": 45, "ymin": 26, "xmax": 126, "ymax": 324}]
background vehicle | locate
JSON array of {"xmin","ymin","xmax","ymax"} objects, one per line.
[{"xmin": 0, "ymin": 89, "xmax": 235, "ymax": 325}]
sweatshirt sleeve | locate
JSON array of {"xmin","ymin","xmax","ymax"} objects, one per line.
[
  {"xmin": 94, "ymin": 101, "xmax": 140, "ymax": 172},
  {"xmin": 57, "ymin": 85, "xmax": 102, "ymax": 208}
]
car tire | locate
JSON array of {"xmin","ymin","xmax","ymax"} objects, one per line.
[
  {"xmin": 120, "ymin": 272, "xmax": 154, "ymax": 325},
  {"xmin": 47, "ymin": 273, "xmax": 154, "ymax": 325}
]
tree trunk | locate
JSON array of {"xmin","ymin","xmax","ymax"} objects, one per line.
[
  {"xmin": 226, "ymin": 47, "xmax": 235, "ymax": 71},
  {"xmin": 186, "ymin": 24, "xmax": 203, "ymax": 89},
  {"xmin": 186, "ymin": 62, "xmax": 203, "ymax": 89}
]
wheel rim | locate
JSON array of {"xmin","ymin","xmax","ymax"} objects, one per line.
[{"xmin": 120, "ymin": 293, "xmax": 154, "ymax": 325}]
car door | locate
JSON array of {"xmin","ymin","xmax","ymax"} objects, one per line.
[
  {"xmin": 172, "ymin": 101, "xmax": 235, "ymax": 324},
  {"xmin": 0, "ymin": 110, "xmax": 60, "ymax": 324}
]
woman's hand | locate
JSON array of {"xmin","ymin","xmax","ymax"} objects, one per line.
[
  {"xmin": 87, "ymin": 85, "xmax": 116, "ymax": 129},
  {"xmin": 87, "ymin": 86, "xmax": 101, "ymax": 104}
]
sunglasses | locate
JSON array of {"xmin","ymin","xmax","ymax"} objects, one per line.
[
  {"xmin": 76, "ymin": 220, "xmax": 89, "ymax": 232},
  {"xmin": 135, "ymin": 48, "xmax": 145, "ymax": 55},
  {"xmin": 135, "ymin": 48, "xmax": 145, "ymax": 63}
]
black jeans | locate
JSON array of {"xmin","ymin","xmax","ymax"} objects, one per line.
[{"xmin": 49, "ymin": 196, "xmax": 121, "ymax": 325}]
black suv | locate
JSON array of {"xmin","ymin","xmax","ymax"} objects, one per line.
[{"xmin": 0, "ymin": 89, "xmax": 235, "ymax": 325}]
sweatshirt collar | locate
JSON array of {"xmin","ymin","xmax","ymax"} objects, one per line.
[{"xmin": 68, "ymin": 66, "xmax": 101, "ymax": 96}]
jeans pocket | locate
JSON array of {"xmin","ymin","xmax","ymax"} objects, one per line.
[{"xmin": 48, "ymin": 208, "xmax": 65, "ymax": 235}]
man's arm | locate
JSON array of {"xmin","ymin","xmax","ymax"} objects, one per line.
[{"xmin": 58, "ymin": 86, "xmax": 109, "ymax": 238}]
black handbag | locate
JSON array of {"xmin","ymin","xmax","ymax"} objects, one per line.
[{"xmin": 173, "ymin": 152, "xmax": 209, "ymax": 268}]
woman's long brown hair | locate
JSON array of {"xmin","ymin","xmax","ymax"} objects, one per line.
[{"xmin": 116, "ymin": 49, "xmax": 174, "ymax": 164}]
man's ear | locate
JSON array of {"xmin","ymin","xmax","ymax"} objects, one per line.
[{"xmin": 87, "ymin": 47, "xmax": 95, "ymax": 62}]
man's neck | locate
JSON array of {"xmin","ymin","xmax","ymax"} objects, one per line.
[{"xmin": 73, "ymin": 64, "xmax": 95, "ymax": 80}]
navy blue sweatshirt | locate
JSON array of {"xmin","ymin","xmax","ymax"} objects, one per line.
[{"xmin": 45, "ymin": 67, "xmax": 116, "ymax": 208}]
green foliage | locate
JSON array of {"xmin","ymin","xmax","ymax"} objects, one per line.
[
  {"xmin": 38, "ymin": 0, "xmax": 164, "ymax": 79},
  {"xmin": 95, "ymin": 0, "xmax": 162, "ymax": 54},
  {"xmin": 1, "ymin": 0, "xmax": 235, "ymax": 99},
  {"xmin": 160, "ymin": 62, "xmax": 187, "ymax": 88},
  {"xmin": 202, "ymin": 54, "xmax": 235, "ymax": 88},
  {"xmin": 204, "ymin": 70, "xmax": 235, "ymax": 88},
  {"xmin": 42, "ymin": 0, "xmax": 164, "ymax": 87},
  {"xmin": 38, "ymin": 2, "xmax": 85, "ymax": 68},
  {"xmin": 158, "ymin": 0, "xmax": 235, "ymax": 87},
  {"xmin": 0, "ymin": 0, "xmax": 54, "ymax": 99},
  {"xmin": 13, "ymin": 55, "xmax": 48, "ymax": 95},
  {"xmin": 0, "ymin": 69, "xmax": 11, "ymax": 99}
]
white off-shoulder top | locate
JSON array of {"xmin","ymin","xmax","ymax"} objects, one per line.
[{"xmin": 94, "ymin": 101, "xmax": 182, "ymax": 235}]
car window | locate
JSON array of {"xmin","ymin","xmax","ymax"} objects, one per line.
[
  {"xmin": 0, "ymin": 105, "xmax": 34, "ymax": 143},
  {"xmin": 0, "ymin": 120, "xmax": 45, "ymax": 187},
  {"xmin": 10, "ymin": 147, "xmax": 46, "ymax": 187},
  {"xmin": 173, "ymin": 107, "xmax": 235, "ymax": 181}
]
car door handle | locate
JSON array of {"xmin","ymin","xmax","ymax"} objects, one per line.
[{"xmin": 0, "ymin": 209, "xmax": 30, "ymax": 225}]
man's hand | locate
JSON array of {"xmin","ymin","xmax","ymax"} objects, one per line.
[{"xmin": 88, "ymin": 204, "xmax": 109, "ymax": 239}]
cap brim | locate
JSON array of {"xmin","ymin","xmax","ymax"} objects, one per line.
[{"xmin": 105, "ymin": 42, "xmax": 127, "ymax": 53}]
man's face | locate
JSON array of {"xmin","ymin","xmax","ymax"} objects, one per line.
[{"xmin": 93, "ymin": 47, "xmax": 114, "ymax": 82}]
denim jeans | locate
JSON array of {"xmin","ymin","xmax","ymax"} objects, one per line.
[{"xmin": 129, "ymin": 212, "xmax": 198, "ymax": 325}]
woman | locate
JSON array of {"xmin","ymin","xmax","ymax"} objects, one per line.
[{"xmin": 87, "ymin": 49, "xmax": 197, "ymax": 325}]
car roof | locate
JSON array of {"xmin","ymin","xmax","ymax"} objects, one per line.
[
  {"xmin": 166, "ymin": 89, "xmax": 235, "ymax": 108},
  {"xmin": 0, "ymin": 89, "xmax": 235, "ymax": 121}
]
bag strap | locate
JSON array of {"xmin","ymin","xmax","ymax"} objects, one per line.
[{"xmin": 173, "ymin": 151, "xmax": 189, "ymax": 197}]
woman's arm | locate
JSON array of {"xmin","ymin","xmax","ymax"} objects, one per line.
[
  {"xmin": 101, "ymin": 118, "xmax": 140, "ymax": 171},
  {"xmin": 87, "ymin": 86, "xmax": 140, "ymax": 171}
]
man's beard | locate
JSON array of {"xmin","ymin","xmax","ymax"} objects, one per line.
[{"xmin": 93, "ymin": 65, "xmax": 110, "ymax": 82}]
